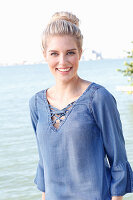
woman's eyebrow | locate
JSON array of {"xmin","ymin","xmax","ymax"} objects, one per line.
[
  {"xmin": 67, "ymin": 48, "xmax": 77, "ymax": 51},
  {"xmin": 48, "ymin": 48, "xmax": 77, "ymax": 52},
  {"xmin": 48, "ymin": 50, "xmax": 58, "ymax": 52}
]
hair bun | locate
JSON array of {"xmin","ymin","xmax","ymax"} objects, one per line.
[{"xmin": 50, "ymin": 11, "xmax": 79, "ymax": 27}]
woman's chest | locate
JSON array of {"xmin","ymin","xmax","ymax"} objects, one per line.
[{"xmin": 36, "ymin": 103, "xmax": 99, "ymax": 142}]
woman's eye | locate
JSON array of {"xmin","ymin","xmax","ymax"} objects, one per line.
[
  {"xmin": 51, "ymin": 52, "xmax": 58, "ymax": 56},
  {"xmin": 67, "ymin": 51, "xmax": 75, "ymax": 55},
  {"xmin": 50, "ymin": 52, "xmax": 75, "ymax": 56}
]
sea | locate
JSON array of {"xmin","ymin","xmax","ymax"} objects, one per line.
[{"xmin": 0, "ymin": 58, "xmax": 133, "ymax": 200}]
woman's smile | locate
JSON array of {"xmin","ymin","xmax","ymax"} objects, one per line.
[{"xmin": 56, "ymin": 67, "xmax": 72, "ymax": 73}]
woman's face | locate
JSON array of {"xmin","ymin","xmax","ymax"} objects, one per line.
[{"xmin": 43, "ymin": 35, "xmax": 82, "ymax": 82}]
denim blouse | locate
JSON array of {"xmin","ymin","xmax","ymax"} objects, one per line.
[{"xmin": 29, "ymin": 82, "xmax": 133, "ymax": 200}]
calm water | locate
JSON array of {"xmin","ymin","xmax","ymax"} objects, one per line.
[{"xmin": 0, "ymin": 59, "xmax": 133, "ymax": 200}]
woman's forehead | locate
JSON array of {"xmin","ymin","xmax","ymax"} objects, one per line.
[{"xmin": 46, "ymin": 35, "xmax": 78, "ymax": 50}]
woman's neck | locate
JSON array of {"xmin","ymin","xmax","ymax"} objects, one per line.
[{"xmin": 54, "ymin": 76, "xmax": 81, "ymax": 99}]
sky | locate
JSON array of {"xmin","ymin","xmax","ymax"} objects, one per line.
[{"xmin": 0, "ymin": 0, "xmax": 133, "ymax": 64}]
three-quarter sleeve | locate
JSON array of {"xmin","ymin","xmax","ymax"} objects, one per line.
[
  {"xmin": 29, "ymin": 95, "xmax": 45, "ymax": 192},
  {"xmin": 91, "ymin": 87, "xmax": 133, "ymax": 196}
]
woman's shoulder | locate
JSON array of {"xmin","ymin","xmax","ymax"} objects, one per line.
[
  {"xmin": 91, "ymin": 82, "xmax": 117, "ymax": 105},
  {"xmin": 91, "ymin": 82, "xmax": 113, "ymax": 96},
  {"xmin": 29, "ymin": 89, "xmax": 46, "ymax": 106}
]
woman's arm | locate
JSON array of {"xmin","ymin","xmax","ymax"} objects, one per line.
[
  {"xmin": 91, "ymin": 87, "xmax": 133, "ymax": 196},
  {"xmin": 112, "ymin": 196, "xmax": 123, "ymax": 200},
  {"xmin": 42, "ymin": 192, "xmax": 45, "ymax": 200},
  {"xmin": 29, "ymin": 96, "xmax": 45, "ymax": 192}
]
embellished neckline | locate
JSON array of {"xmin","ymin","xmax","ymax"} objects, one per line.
[
  {"xmin": 47, "ymin": 100, "xmax": 76, "ymax": 112},
  {"xmin": 44, "ymin": 82, "xmax": 95, "ymax": 111},
  {"xmin": 48, "ymin": 101, "xmax": 75, "ymax": 129},
  {"xmin": 43, "ymin": 82, "xmax": 95, "ymax": 132}
]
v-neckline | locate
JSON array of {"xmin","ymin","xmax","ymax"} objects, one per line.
[{"xmin": 43, "ymin": 82, "xmax": 95, "ymax": 132}]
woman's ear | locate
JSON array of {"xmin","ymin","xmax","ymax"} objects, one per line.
[
  {"xmin": 79, "ymin": 49, "xmax": 83, "ymax": 60},
  {"xmin": 43, "ymin": 51, "xmax": 47, "ymax": 62}
]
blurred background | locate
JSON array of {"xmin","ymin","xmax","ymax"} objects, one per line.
[{"xmin": 0, "ymin": 0, "xmax": 133, "ymax": 199}]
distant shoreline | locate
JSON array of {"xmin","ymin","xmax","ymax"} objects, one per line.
[{"xmin": 0, "ymin": 57, "xmax": 128, "ymax": 67}]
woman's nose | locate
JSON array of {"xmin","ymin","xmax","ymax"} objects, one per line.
[{"xmin": 58, "ymin": 54, "xmax": 66, "ymax": 65}]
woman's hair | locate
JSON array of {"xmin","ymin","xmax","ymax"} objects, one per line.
[{"xmin": 42, "ymin": 11, "xmax": 83, "ymax": 53}]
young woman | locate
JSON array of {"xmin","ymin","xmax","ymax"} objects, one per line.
[{"xmin": 29, "ymin": 11, "xmax": 133, "ymax": 200}]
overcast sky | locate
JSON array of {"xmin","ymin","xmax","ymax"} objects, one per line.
[{"xmin": 0, "ymin": 0, "xmax": 133, "ymax": 63}]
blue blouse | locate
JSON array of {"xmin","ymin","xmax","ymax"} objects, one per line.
[{"xmin": 29, "ymin": 82, "xmax": 133, "ymax": 200}]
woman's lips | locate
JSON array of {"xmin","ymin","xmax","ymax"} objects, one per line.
[
  {"xmin": 57, "ymin": 67, "xmax": 71, "ymax": 71},
  {"xmin": 56, "ymin": 67, "xmax": 72, "ymax": 73}
]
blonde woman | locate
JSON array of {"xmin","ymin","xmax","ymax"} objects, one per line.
[{"xmin": 29, "ymin": 11, "xmax": 133, "ymax": 200}]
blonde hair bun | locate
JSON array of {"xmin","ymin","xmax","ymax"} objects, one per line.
[
  {"xmin": 50, "ymin": 11, "xmax": 79, "ymax": 27},
  {"xmin": 42, "ymin": 11, "xmax": 83, "ymax": 52}
]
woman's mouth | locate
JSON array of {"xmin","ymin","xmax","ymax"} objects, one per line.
[{"xmin": 56, "ymin": 67, "xmax": 72, "ymax": 73}]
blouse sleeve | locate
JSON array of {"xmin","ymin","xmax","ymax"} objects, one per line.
[
  {"xmin": 91, "ymin": 86, "xmax": 133, "ymax": 196},
  {"xmin": 29, "ymin": 94, "xmax": 45, "ymax": 192}
]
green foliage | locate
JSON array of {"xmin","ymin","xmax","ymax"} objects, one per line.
[{"xmin": 117, "ymin": 41, "xmax": 133, "ymax": 86}]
